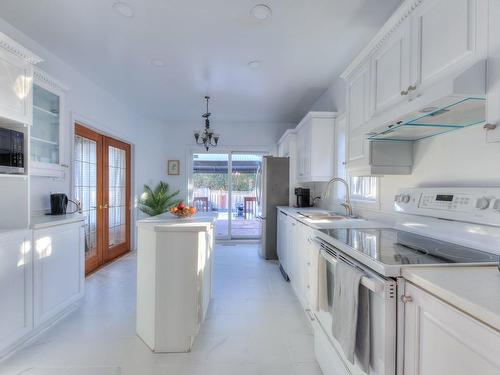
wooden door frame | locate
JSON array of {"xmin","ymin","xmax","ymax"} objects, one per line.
[
  {"xmin": 74, "ymin": 123, "xmax": 132, "ymax": 275},
  {"xmin": 103, "ymin": 136, "xmax": 131, "ymax": 262},
  {"xmin": 75, "ymin": 123, "xmax": 104, "ymax": 275}
]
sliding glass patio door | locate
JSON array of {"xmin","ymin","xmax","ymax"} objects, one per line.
[{"xmin": 191, "ymin": 152, "xmax": 263, "ymax": 240}]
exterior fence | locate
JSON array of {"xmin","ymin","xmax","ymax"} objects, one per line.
[{"xmin": 193, "ymin": 188, "xmax": 258, "ymax": 217}]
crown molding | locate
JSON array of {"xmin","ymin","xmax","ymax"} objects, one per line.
[
  {"xmin": 0, "ymin": 32, "xmax": 43, "ymax": 65},
  {"xmin": 340, "ymin": 0, "xmax": 424, "ymax": 80},
  {"xmin": 34, "ymin": 68, "xmax": 69, "ymax": 92}
]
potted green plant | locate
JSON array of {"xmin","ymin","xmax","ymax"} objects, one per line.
[{"xmin": 138, "ymin": 181, "xmax": 180, "ymax": 216}]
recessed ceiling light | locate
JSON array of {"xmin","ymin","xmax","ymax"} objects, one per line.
[
  {"xmin": 151, "ymin": 59, "xmax": 166, "ymax": 67},
  {"xmin": 250, "ymin": 4, "xmax": 272, "ymax": 21},
  {"xmin": 248, "ymin": 60, "xmax": 262, "ymax": 69},
  {"xmin": 112, "ymin": 2, "xmax": 134, "ymax": 18}
]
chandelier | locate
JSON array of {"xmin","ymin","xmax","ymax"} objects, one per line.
[{"xmin": 194, "ymin": 96, "xmax": 219, "ymax": 151}]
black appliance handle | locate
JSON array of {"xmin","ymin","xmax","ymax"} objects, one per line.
[{"xmin": 67, "ymin": 199, "xmax": 81, "ymax": 214}]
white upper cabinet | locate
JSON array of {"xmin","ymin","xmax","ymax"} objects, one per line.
[
  {"xmin": 370, "ymin": 18, "xmax": 411, "ymax": 115},
  {"xmin": 295, "ymin": 112, "xmax": 336, "ymax": 182},
  {"xmin": 341, "ymin": 0, "xmax": 488, "ymax": 175},
  {"xmin": 410, "ymin": 0, "xmax": 487, "ymax": 92},
  {"xmin": 30, "ymin": 70, "xmax": 68, "ymax": 177},
  {"xmin": 0, "ymin": 32, "xmax": 41, "ymax": 126},
  {"xmin": 347, "ymin": 63, "xmax": 370, "ymax": 163},
  {"xmin": 277, "ymin": 129, "xmax": 295, "ymax": 157}
]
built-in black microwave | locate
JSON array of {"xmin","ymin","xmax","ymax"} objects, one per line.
[{"xmin": 0, "ymin": 127, "xmax": 24, "ymax": 174}]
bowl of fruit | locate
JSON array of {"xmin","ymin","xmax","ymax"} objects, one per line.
[{"xmin": 170, "ymin": 202, "xmax": 197, "ymax": 218}]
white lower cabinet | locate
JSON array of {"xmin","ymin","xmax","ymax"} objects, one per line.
[
  {"xmin": 136, "ymin": 221, "xmax": 214, "ymax": 353},
  {"xmin": 277, "ymin": 210, "xmax": 288, "ymax": 273},
  {"xmin": 285, "ymin": 215, "xmax": 298, "ymax": 282},
  {"xmin": 0, "ymin": 221, "xmax": 85, "ymax": 358},
  {"xmin": 0, "ymin": 230, "xmax": 33, "ymax": 356},
  {"xmin": 403, "ymin": 282, "xmax": 500, "ymax": 375},
  {"xmin": 33, "ymin": 222, "xmax": 85, "ymax": 325}
]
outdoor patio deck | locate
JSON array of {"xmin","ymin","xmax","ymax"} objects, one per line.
[{"xmin": 215, "ymin": 218, "xmax": 261, "ymax": 238}]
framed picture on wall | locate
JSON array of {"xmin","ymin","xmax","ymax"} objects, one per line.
[{"xmin": 168, "ymin": 160, "xmax": 180, "ymax": 175}]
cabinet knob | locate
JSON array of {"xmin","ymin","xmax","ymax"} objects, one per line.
[
  {"xmin": 400, "ymin": 89, "xmax": 409, "ymax": 96},
  {"xmin": 408, "ymin": 85, "xmax": 417, "ymax": 92},
  {"xmin": 401, "ymin": 295, "xmax": 413, "ymax": 304}
]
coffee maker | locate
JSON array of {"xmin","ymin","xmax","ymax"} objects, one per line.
[
  {"xmin": 294, "ymin": 187, "xmax": 311, "ymax": 208},
  {"xmin": 49, "ymin": 193, "xmax": 80, "ymax": 215}
]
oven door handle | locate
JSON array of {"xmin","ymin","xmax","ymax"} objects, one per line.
[{"xmin": 319, "ymin": 248, "xmax": 385, "ymax": 295}]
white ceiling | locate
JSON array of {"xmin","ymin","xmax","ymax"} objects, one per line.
[{"xmin": 0, "ymin": 0, "xmax": 400, "ymax": 123}]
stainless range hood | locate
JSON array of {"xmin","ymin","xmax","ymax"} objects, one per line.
[{"xmin": 366, "ymin": 62, "xmax": 487, "ymax": 141}]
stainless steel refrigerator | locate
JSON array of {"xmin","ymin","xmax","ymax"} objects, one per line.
[{"xmin": 257, "ymin": 156, "xmax": 289, "ymax": 259}]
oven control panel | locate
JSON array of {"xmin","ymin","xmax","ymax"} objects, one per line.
[{"xmin": 394, "ymin": 187, "xmax": 500, "ymax": 227}]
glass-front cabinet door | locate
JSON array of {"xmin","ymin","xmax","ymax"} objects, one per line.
[{"xmin": 30, "ymin": 71, "xmax": 66, "ymax": 177}]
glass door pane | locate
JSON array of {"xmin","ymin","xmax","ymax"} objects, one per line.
[
  {"xmin": 108, "ymin": 146, "xmax": 126, "ymax": 247},
  {"xmin": 31, "ymin": 84, "xmax": 60, "ymax": 164},
  {"xmin": 74, "ymin": 126, "xmax": 102, "ymax": 275},
  {"xmin": 103, "ymin": 138, "xmax": 131, "ymax": 261},
  {"xmin": 230, "ymin": 154, "xmax": 263, "ymax": 239},
  {"xmin": 192, "ymin": 153, "xmax": 229, "ymax": 239}
]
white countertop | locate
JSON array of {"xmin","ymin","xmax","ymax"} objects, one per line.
[
  {"xmin": 276, "ymin": 206, "xmax": 387, "ymax": 229},
  {"xmin": 137, "ymin": 212, "xmax": 217, "ymax": 232},
  {"xmin": 402, "ymin": 266, "xmax": 500, "ymax": 331},
  {"xmin": 31, "ymin": 213, "xmax": 85, "ymax": 229}
]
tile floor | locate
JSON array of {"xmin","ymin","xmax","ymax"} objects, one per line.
[{"xmin": 0, "ymin": 243, "xmax": 322, "ymax": 375}]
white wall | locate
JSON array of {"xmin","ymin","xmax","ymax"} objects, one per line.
[
  {"xmin": 157, "ymin": 120, "xmax": 292, "ymax": 203},
  {"xmin": 305, "ymin": 0, "xmax": 500, "ymax": 219}
]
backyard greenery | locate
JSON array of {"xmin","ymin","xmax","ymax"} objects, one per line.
[
  {"xmin": 138, "ymin": 181, "xmax": 180, "ymax": 216},
  {"xmin": 193, "ymin": 172, "xmax": 256, "ymax": 191}
]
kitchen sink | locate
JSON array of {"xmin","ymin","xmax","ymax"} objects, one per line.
[{"xmin": 297, "ymin": 211, "xmax": 352, "ymax": 221}]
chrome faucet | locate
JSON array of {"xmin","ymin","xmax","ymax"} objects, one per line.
[{"xmin": 323, "ymin": 177, "xmax": 354, "ymax": 217}]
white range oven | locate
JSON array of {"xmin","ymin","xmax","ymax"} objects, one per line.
[{"xmin": 310, "ymin": 187, "xmax": 500, "ymax": 375}]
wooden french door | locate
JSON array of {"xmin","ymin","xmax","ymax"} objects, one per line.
[{"xmin": 74, "ymin": 124, "xmax": 131, "ymax": 275}]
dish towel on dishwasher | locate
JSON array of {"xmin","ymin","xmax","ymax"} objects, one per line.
[
  {"xmin": 317, "ymin": 252, "xmax": 329, "ymax": 312},
  {"xmin": 331, "ymin": 261, "xmax": 371, "ymax": 371}
]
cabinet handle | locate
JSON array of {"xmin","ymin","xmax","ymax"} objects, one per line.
[
  {"xmin": 401, "ymin": 295, "xmax": 413, "ymax": 304},
  {"xmin": 61, "ymin": 164, "xmax": 69, "ymax": 168}
]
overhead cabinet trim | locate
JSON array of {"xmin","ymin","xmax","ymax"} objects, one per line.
[{"xmin": 0, "ymin": 32, "xmax": 42, "ymax": 65}]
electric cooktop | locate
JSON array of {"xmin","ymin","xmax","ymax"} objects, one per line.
[{"xmin": 318, "ymin": 228, "xmax": 499, "ymax": 267}]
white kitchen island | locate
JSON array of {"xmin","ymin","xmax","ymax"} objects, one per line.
[{"xmin": 136, "ymin": 213, "xmax": 215, "ymax": 353}]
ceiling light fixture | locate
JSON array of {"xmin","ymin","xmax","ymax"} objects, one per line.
[
  {"xmin": 112, "ymin": 2, "xmax": 134, "ymax": 17},
  {"xmin": 250, "ymin": 4, "xmax": 272, "ymax": 21},
  {"xmin": 151, "ymin": 59, "xmax": 165, "ymax": 67},
  {"xmin": 194, "ymin": 96, "xmax": 220, "ymax": 151},
  {"xmin": 248, "ymin": 60, "xmax": 262, "ymax": 69}
]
